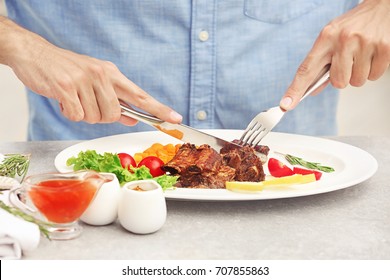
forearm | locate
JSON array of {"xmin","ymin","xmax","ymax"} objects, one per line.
[
  {"xmin": 0, "ymin": 15, "xmax": 19, "ymax": 65},
  {"xmin": 364, "ymin": 0, "xmax": 390, "ymax": 3},
  {"xmin": 363, "ymin": 0, "xmax": 390, "ymax": 8},
  {"xmin": 0, "ymin": 15, "xmax": 49, "ymax": 68}
]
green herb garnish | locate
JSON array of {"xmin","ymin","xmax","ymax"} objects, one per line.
[
  {"xmin": 276, "ymin": 152, "xmax": 335, "ymax": 173},
  {"xmin": 0, "ymin": 200, "xmax": 51, "ymax": 239}
]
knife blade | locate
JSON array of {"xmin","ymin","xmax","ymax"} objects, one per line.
[{"xmin": 120, "ymin": 103, "xmax": 242, "ymax": 152}]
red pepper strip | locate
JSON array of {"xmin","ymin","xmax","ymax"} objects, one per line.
[{"xmin": 293, "ymin": 167, "xmax": 322, "ymax": 181}]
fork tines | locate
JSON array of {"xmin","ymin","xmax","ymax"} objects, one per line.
[{"xmin": 239, "ymin": 121, "xmax": 269, "ymax": 148}]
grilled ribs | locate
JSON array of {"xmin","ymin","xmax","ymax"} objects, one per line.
[
  {"xmin": 220, "ymin": 143, "xmax": 266, "ymax": 182},
  {"xmin": 162, "ymin": 142, "xmax": 268, "ymax": 189}
]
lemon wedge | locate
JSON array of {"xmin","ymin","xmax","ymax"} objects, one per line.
[{"xmin": 226, "ymin": 174, "xmax": 316, "ymax": 193}]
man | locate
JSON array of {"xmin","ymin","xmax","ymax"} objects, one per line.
[{"xmin": 0, "ymin": 0, "xmax": 389, "ymax": 140}]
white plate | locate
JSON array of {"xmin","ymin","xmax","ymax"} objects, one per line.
[{"xmin": 54, "ymin": 130, "xmax": 378, "ymax": 201}]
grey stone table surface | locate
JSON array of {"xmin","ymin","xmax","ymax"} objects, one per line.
[{"xmin": 1, "ymin": 136, "xmax": 389, "ymax": 260}]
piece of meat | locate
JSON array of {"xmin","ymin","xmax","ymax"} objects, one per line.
[
  {"xmin": 221, "ymin": 145, "xmax": 265, "ymax": 182},
  {"xmin": 221, "ymin": 139, "xmax": 270, "ymax": 164},
  {"xmin": 178, "ymin": 165, "xmax": 236, "ymax": 189},
  {"xmin": 229, "ymin": 139, "xmax": 270, "ymax": 155},
  {"xmin": 162, "ymin": 143, "xmax": 221, "ymax": 175},
  {"xmin": 163, "ymin": 141, "xmax": 267, "ymax": 189}
]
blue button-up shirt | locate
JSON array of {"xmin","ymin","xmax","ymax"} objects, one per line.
[{"xmin": 5, "ymin": 0, "xmax": 359, "ymax": 140}]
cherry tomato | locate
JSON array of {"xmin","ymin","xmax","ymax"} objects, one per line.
[
  {"xmin": 293, "ymin": 167, "xmax": 322, "ymax": 181},
  {"xmin": 267, "ymin": 158, "xmax": 294, "ymax": 177},
  {"xmin": 138, "ymin": 156, "xmax": 165, "ymax": 177},
  {"xmin": 117, "ymin": 153, "xmax": 136, "ymax": 170}
]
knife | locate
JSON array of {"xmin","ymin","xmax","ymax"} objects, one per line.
[{"xmin": 120, "ymin": 102, "xmax": 242, "ymax": 152}]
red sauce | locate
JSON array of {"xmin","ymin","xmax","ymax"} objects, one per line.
[{"xmin": 28, "ymin": 179, "xmax": 98, "ymax": 224}]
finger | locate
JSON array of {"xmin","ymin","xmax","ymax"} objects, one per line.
[
  {"xmin": 115, "ymin": 77, "xmax": 182, "ymax": 123},
  {"xmin": 280, "ymin": 58, "xmax": 330, "ymax": 111},
  {"xmin": 96, "ymin": 87, "xmax": 121, "ymax": 123},
  {"xmin": 369, "ymin": 44, "xmax": 390, "ymax": 81},
  {"xmin": 329, "ymin": 45, "xmax": 354, "ymax": 89},
  {"xmin": 85, "ymin": 60, "xmax": 122, "ymax": 123},
  {"xmin": 93, "ymin": 82, "xmax": 121, "ymax": 123},
  {"xmin": 349, "ymin": 42, "xmax": 373, "ymax": 87},
  {"xmin": 118, "ymin": 115, "xmax": 139, "ymax": 126},
  {"xmin": 78, "ymin": 84, "xmax": 101, "ymax": 124},
  {"xmin": 369, "ymin": 57, "xmax": 389, "ymax": 81},
  {"xmin": 350, "ymin": 57, "xmax": 371, "ymax": 87},
  {"xmin": 58, "ymin": 90, "xmax": 85, "ymax": 122},
  {"xmin": 280, "ymin": 30, "xmax": 333, "ymax": 111}
]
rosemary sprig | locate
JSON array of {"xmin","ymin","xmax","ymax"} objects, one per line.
[
  {"xmin": 0, "ymin": 153, "xmax": 31, "ymax": 181},
  {"xmin": 276, "ymin": 152, "xmax": 335, "ymax": 173},
  {"xmin": 0, "ymin": 199, "xmax": 51, "ymax": 239}
]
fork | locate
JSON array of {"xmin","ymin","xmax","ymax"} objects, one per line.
[{"xmin": 240, "ymin": 65, "xmax": 331, "ymax": 147}]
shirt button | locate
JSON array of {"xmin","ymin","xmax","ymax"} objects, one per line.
[
  {"xmin": 198, "ymin": 30, "xmax": 209, "ymax": 42},
  {"xmin": 196, "ymin": 110, "xmax": 207, "ymax": 121}
]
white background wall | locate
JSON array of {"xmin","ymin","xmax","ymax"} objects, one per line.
[
  {"xmin": 1, "ymin": 64, "xmax": 389, "ymax": 142},
  {"xmin": 0, "ymin": 65, "xmax": 29, "ymax": 141}
]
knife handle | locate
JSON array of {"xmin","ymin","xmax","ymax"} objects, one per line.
[{"xmin": 120, "ymin": 102, "xmax": 163, "ymax": 126}]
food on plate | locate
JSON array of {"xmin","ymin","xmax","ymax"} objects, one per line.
[
  {"xmin": 66, "ymin": 150, "xmax": 120, "ymax": 172},
  {"xmin": 66, "ymin": 150, "xmax": 178, "ymax": 190},
  {"xmin": 137, "ymin": 156, "xmax": 165, "ymax": 177},
  {"xmin": 162, "ymin": 142, "xmax": 268, "ymax": 189},
  {"xmin": 226, "ymin": 173, "xmax": 316, "ymax": 192},
  {"xmin": 162, "ymin": 143, "xmax": 235, "ymax": 189},
  {"xmin": 292, "ymin": 167, "xmax": 322, "ymax": 181},
  {"xmin": 154, "ymin": 125, "xmax": 184, "ymax": 140},
  {"xmin": 275, "ymin": 152, "xmax": 335, "ymax": 173},
  {"xmin": 231, "ymin": 139, "xmax": 270, "ymax": 164},
  {"xmin": 267, "ymin": 158, "xmax": 294, "ymax": 178},
  {"xmin": 117, "ymin": 153, "xmax": 136, "ymax": 170},
  {"xmin": 267, "ymin": 156, "xmax": 330, "ymax": 181},
  {"xmin": 220, "ymin": 142, "xmax": 266, "ymax": 182},
  {"xmin": 66, "ymin": 140, "xmax": 332, "ymax": 192},
  {"xmin": 134, "ymin": 143, "xmax": 182, "ymax": 164}
]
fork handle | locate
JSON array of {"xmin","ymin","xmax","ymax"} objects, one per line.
[{"xmin": 300, "ymin": 64, "xmax": 331, "ymax": 102}]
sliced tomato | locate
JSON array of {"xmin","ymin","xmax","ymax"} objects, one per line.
[
  {"xmin": 138, "ymin": 156, "xmax": 165, "ymax": 177},
  {"xmin": 293, "ymin": 167, "xmax": 322, "ymax": 181},
  {"xmin": 267, "ymin": 158, "xmax": 294, "ymax": 177},
  {"xmin": 117, "ymin": 153, "xmax": 136, "ymax": 170}
]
